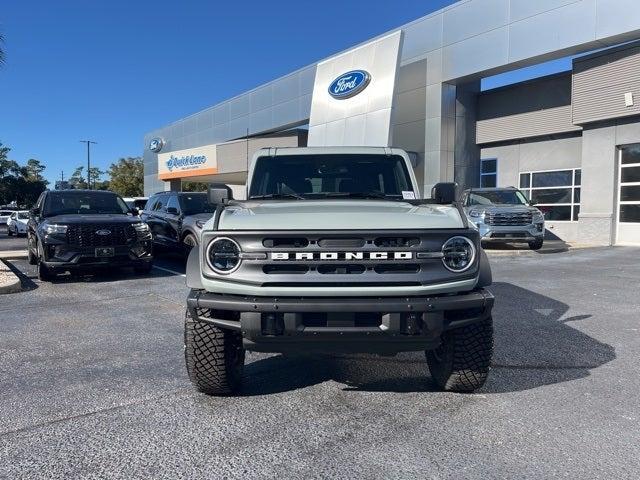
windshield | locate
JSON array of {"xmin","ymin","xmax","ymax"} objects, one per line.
[
  {"xmin": 43, "ymin": 192, "xmax": 130, "ymax": 216},
  {"xmin": 467, "ymin": 190, "xmax": 528, "ymax": 206},
  {"xmin": 18, "ymin": 212, "xmax": 29, "ymax": 219},
  {"xmin": 248, "ymin": 154, "xmax": 413, "ymax": 200},
  {"xmin": 180, "ymin": 193, "xmax": 216, "ymax": 215}
]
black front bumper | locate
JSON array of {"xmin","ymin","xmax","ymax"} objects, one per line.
[
  {"xmin": 187, "ymin": 289, "xmax": 494, "ymax": 354},
  {"xmin": 41, "ymin": 241, "xmax": 153, "ymax": 270}
]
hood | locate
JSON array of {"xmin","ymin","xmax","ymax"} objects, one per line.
[
  {"xmin": 187, "ymin": 212, "xmax": 216, "ymax": 222},
  {"xmin": 465, "ymin": 204, "xmax": 536, "ymax": 213},
  {"xmin": 43, "ymin": 214, "xmax": 140, "ymax": 225},
  {"xmin": 217, "ymin": 200, "xmax": 464, "ymax": 230}
]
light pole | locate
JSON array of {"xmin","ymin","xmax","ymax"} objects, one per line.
[{"xmin": 79, "ymin": 140, "xmax": 97, "ymax": 189}]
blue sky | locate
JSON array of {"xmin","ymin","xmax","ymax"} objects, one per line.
[{"xmin": 0, "ymin": 0, "xmax": 572, "ymax": 185}]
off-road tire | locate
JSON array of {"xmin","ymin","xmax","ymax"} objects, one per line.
[
  {"xmin": 184, "ymin": 307, "xmax": 245, "ymax": 395},
  {"xmin": 37, "ymin": 260, "xmax": 53, "ymax": 282},
  {"xmin": 528, "ymin": 238, "xmax": 544, "ymax": 250},
  {"xmin": 426, "ymin": 316, "xmax": 493, "ymax": 393},
  {"xmin": 27, "ymin": 242, "xmax": 37, "ymax": 265}
]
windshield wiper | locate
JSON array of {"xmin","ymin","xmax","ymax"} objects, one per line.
[
  {"xmin": 308, "ymin": 192, "xmax": 402, "ymax": 200},
  {"xmin": 249, "ymin": 193, "xmax": 305, "ymax": 200}
]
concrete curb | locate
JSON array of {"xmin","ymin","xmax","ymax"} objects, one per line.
[
  {"xmin": 0, "ymin": 260, "xmax": 22, "ymax": 294},
  {"xmin": 0, "ymin": 250, "xmax": 28, "ymax": 260}
]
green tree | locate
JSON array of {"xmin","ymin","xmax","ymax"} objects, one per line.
[
  {"xmin": 69, "ymin": 166, "xmax": 87, "ymax": 189},
  {"xmin": 182, "ymin": 181, "xmax": 208, "ymax": 192},
  {"xmin": 107, "ymin": 157, "xmax": 143, "ymax": 196},
  {"xmin": 25, "ymin": 158, "xmax": 46, "ymax": 181},
  {"xmin": 0, "ymin": 141, "xmax": 48, "ymax": 207}
]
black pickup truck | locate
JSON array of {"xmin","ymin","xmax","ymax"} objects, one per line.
[{"xmin": 27, "ymin": 190, "xmax": 154, "ymax": 281}]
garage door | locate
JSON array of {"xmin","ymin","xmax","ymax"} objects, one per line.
[{"xmin": 617, "ymin": 145, "xmax": 640, "ymax": 245}]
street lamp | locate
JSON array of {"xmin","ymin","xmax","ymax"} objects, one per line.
[{"xmin": 79, "ymin": 140, "xmax": 97, "ymax": 189}]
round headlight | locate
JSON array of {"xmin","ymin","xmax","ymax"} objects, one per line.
[
  {"xmin": 206, "ymin": 237, "xmax": 241, "ymax": 274},
  {"xmin": 442, "ymin": 236, "xmax": 476, "ymax": 272}
]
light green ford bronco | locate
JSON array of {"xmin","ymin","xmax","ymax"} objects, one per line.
[{"xmin": 184, "ymin": 147, "xmax": 494, "ymax": 395}]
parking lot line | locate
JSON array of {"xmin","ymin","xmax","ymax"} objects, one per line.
[{"xmin": 152, "ymin": 264, "xmax": 186, "ymax": 277}]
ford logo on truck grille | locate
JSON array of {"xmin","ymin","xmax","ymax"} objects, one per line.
[
  {"xmin": 271, "ymin": 251, "xmax": 412, "ymax": 261},
  {"xmin": 95, "ymin": 229, "xmax": 111, "ymax": 236},
  {"xmin": 328, "ymin": 70, "xmax": 371, "ymax": 99}
]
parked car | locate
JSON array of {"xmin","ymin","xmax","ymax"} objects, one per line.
[
  {"xmin": 123, "ymin": 197, "xmax": 148, "ymax": 212},
  {"xmin": 141, "ymin": 191, "xmax": 216, "ymax": 254},
  {"xmin": 183, "ymin": 147, "xmax": 494, "ymax": 395},
  {"xmin": 0, "ymin": 210, "xmax": 16, "ymax": 227},
  {"xmin": 27, "ymin": 189, "xmax": 154, "ymax": 281},
  {"xmin": 7, "ymin": 210, "xmax": 29, "ymax": 236},
  {"xmin": 460, "ymin": 187, "xmax": 545, "ymax": 250}
]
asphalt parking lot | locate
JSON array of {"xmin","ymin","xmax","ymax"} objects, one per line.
[{"xmin": 1, "ymin": 231, "xmax": 639, "ymax": 479}]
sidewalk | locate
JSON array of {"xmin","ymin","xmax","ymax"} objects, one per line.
[
  {"xmin": 0, "ymin": 260, "xmax": 21, "ymax": 294},
  {"xmin": 0, "ymin": 249, "xmax": 28, "ymax": 260}
]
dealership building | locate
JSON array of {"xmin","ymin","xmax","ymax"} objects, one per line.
[{"xmin": 144, "ymin": 0, "xmax": 640, "ymax": 245}]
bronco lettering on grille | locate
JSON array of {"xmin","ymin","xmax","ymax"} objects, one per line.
[{"xmin": 271, "ymin": 252, "xmax": 413, "ymax": 261}]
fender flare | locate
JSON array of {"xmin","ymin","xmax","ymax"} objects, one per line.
[
  {"xmin": 185, "ymin": 246, "xmax": 204, "ymax": 290},
  {"xmin": 477, "ymin": 248, "xmax": 492, "ymax": 287}
]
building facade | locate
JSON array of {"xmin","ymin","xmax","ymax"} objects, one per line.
[{"xmin": 144, "ymin": 0, "xmax": 640, "ymax": 245}]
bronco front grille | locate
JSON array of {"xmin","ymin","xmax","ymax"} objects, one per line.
[
  {"xmin": 485, "ymin": 212, "xmax": 532, "ymax": 226},
  {"xmin": 66, "ymin": 224, "xmax": 136, "ymax": 247}
]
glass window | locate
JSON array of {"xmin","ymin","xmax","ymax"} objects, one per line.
[
  {"xmin": 480, "ymin": 158, "xmax": 497, "ymax": 189},
  {"xmin": 18, "ymin": 211, "xmax": 29, "ymax": 219},
  {"xmin": 621, "ymin": 166, "xmax": 640, "ymax": 183},
  {"xmin": 180, "ymin": 193, "xmax": 217, "ymax": 215},
  {"xmin": 43, "ymin": 192, "xmax": 129, "ymax": 217},
  {"xmin": 538, "ymin": 205, "xmax": 572, "ymax": 221},
  {"xmin": 166, "ymin": 195, "xmax": 181, "ymax": 213},
  {"xmin": 481, "ymin": 159, "xmax": 497, "ymax": 174},
  {"xmin": 620, "ymin": 204, "xmax": 640, "ymax": 223},
  {"xmin": 153, "ymin": 196, "xmax": 165, "ymax": 211},
  {"xmin": 531, "ymin": 188, "xmax": 572, "ymax": 204},
  {"xmin": 248, "ymin": 154, "xmax": 412, "ymax": 199},
  {"xmin": 467, "ymin": 190, "xmax": 528, "ymax": 206},
  {"xmin": 573, "ymin": 206, "xmax": 580, "ymax": 221},
  {"xmin": 480, "ymin": 175, "xmax": 496, "ymax": 188},
  {"xmin": 519, "ymin": 168, "xmax": 581, "ymax": 222},
  {"xmin": 532, "ymin": 170, "xmax": 573, "ymax": 188},
  {"xmin": 621, "ymin": 145, "xmax": 640, "ymax": 165},
  {"xmin": 621, "ymin": 185, "xmax": 640, "ymax": 202}
]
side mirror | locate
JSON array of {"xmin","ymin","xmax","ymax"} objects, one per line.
[
  {"xmin": 166, "ymin": 206, "xmax": 179, "ymax": 215},
  {"xmin": 130, "ymin": 207, "xmax": 140, "ymax": 216},
  {"xmin": 208, "ymin": 183, "xmax": 233, "ymax": 205},
  {"xmin": 431, "ymin": 182, "xmax": 458, "ymax": 204}
]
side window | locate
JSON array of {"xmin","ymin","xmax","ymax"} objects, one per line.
[
  {"xmin": 166, "ymin": 195, "xmax": 180, "ymax": 213},
  {"xmin": 153, "ymin": 195, "xmax": 166, "ymax": 212},
  {"xmin": 35, "ymin": 192, "xmax": 46, "ymax": 210},
  {"xmin": 144, "ymin": 195, "xmax": 157, "ymax": 212}
]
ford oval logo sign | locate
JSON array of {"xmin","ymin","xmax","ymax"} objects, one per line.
[
  {"xmin": 148, "ymin": 137, "xmax": 164, "ymax": 153},
  {"xmin": 95, "ymin": 229, "xmax": 111, "ymax": 236},
  {"xmin": 328, "ymin": 70, "xmax": 371, "ymax": 99}
]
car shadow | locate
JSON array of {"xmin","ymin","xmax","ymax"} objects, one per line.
[
  {"xmin": 238, "ymin": 282, "xmax": 615, "ymax": 396},
  {"xmin": 43, "ymin": 265, "xmax": 177, "ymax": 284}
]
